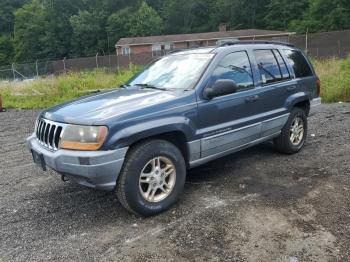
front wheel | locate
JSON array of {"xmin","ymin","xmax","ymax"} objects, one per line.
[
  {"xmin": 274, "ymin": 107, "xmax": 308, "ymax": 154},
  {"xmin": 116, "ymin": 139, "xmax": 186, "ymax": 216}
]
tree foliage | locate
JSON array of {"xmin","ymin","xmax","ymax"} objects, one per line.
[
  {"xmin": 0, "ymin": 0, "xmax": 349, "ymax": 65},
  {"xmin": 289, "ymin": 0, "xmax": 350, "ymax": 33}
]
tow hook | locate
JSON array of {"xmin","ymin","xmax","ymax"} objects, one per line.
[{"xmin": 61, "ymin": 175, "xmax": 69, "ymax": 182}]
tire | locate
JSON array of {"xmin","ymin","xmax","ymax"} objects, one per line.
[
  {"xmin": 273, "ymin": 107, "xmax": 308, "ymax": 154},
  {"xmin": 116, "ymin": 139, "xmax": 186, "ymax": 217}
]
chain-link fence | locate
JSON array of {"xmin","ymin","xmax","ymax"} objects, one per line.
[
  {"xmin": 1, "ymin": 30, "xmax": 349, "ymax": 81},
  {"xmin": 0, "ymin": 52, "xmax": 157, "ymax": 81},
  {"xmin": 289, "ymin": 30, "xmax": 350, "ymax": 59}
]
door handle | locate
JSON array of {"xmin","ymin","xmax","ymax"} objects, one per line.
[
  {"xmin": 245, "ymin": 95, "xmax": 259, "ymax": 103},
  {"xmin": 287, "ymin": 86, "xmax": 297, "ymax": 91}
]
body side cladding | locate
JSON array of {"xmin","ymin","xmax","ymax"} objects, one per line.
[
  {"xmin": 189, "ymin": 132, "xmax": 281, "ymax": 168},
  {"xmin": 187, "ymin": 113, "xmax": 289, "ymax": 166}
]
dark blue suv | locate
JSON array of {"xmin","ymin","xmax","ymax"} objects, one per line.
[{"xmin": 27, "ymin": 41, "xmax": 321, "ymax": 216}]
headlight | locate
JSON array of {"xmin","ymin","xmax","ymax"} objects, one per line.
[{"xmin": 59, "ymin": 125, "xmax": 108, "ymax": 151}]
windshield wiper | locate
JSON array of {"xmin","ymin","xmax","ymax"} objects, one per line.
[
  {"xmin": 258, "ymin": 63, "xmax": 276, "ymax": 80},
  {"xmin": 120, "ymin": 84, "xmax": 130, "ymax": 88},
  {"xmin": 134, "ymin": 83, "xmax": 167, "ymax": 91}
]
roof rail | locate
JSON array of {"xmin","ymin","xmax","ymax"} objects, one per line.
[{"xmin": 218, "ymin": 40, "xmax": 294, "ymax": 47}]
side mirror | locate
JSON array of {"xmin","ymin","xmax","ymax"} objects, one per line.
[{"xmin": 204, "ymin": 79, "xmax": 237, "ymax": 99}]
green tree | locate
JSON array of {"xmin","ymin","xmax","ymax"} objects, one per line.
[
  {"xmin": 161, "ymin": 0, "xmax": 216, "ymax": 34},
  {"xmin": 129, "ymin": 1, "xmax": 163, "ymax": 36},
  {"xmin": 107, "ymin": 7, "xmax": 133, "ymax": 48},
  {"xmin": 289, "ymin": 0, "xmax": 350, "ymax": 33},
  {"xmin": 13, "ymin": 0, "xmax": 47, "ymax": 61},
  {"xmin": 208, "ymin": 0, "xmax": 270, "ymax": 31},
  {"xmin": 70, "ymin": 11, "xmax": 106, "ymax": 56},
  {"xmin": 107, "ymin": 1, "xmax": 163, "ymax": 40},
  {"xmin": 0, "ymin": 35, "xmax": 14, "ymax": 65},
  {"xmin": 0, "ymin": 0, "xmax": 29, "ymax": 65},
  {"xmin": 264, "ymin": 0, "xmax": 309, "ymax": 30},
  {"xmin": 0, "ymin": 0, "xmax": 29, "ymax": 34},
  {"xmin": 13, "ymin": 0, "xmax": 77, "ymax": 61}
]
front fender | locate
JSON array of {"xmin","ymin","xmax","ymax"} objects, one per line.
[{"xmin": 105, "ymin": 116, "xmax": 196, "ymax": 149}]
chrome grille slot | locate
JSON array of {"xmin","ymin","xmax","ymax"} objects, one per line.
[{"xmin": 35, "ymin": 118, "xmax": 65, "ymax": 150}]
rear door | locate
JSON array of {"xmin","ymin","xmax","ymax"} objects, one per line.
[{"xmin": 250, "ymin": 48, "xmax": 296, "ymax": 137}]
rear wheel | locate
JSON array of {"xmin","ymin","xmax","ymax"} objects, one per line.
[
  {"xmin": 116, "ymin": 139, "xmax": 186, "ymax": 216},
  {"xmin": 274, "ymin": 107, "xmax": 307, "ymax": 154}
]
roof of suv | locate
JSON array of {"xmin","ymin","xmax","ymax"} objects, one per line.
[{"xmin": 170, "ymin": 41, "xmax": 295, "ymax": 56}]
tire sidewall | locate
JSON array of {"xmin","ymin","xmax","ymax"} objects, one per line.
[
  {"xmin": 286, "ymin": 109, "xmax": 308, "ymax": 151},
  {"xmin": 122, "ymin": 141, "xmax": 186, "ymax": 216}
]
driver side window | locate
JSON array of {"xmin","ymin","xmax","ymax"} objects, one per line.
[{"xmin": 210, "ymin": 51, "xmax": 254, "ymax": 92}]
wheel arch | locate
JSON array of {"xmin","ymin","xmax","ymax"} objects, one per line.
[
  {"xmin": 285, "ymin": 92, "xmax": 311, "ymax": 116},
  {"xmin": 106, "ymin": 118, "xmax": 194, "ymax": 164}
]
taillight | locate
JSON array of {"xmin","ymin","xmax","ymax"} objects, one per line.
[{"xmin": 316, "ymin": 79, "xmax": 321, "ymax": 97}]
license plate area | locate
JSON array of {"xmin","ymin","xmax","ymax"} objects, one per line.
[{"xmin": 31, "ymin": 150, "xmax": 47, "ymax": 171}]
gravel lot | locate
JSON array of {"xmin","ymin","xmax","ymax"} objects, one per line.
[{"xmin": 1, "ymin": 104, "xmax": 349, "ymax": 262}]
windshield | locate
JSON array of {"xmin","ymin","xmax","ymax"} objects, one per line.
[{"xmin": 128, "ymin": 53, "xmax": 214, "ymax": 90}]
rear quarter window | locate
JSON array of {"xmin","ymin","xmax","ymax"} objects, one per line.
[
  {"xmin": 283, "ymin": 50, "xmax": 313, "ymax": 78},
  {"xmin": 253, "ymin": 49, "xmax": 288, "ymax": 85}
]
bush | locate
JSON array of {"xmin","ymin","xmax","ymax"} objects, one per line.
[{"xmin": 313, "ymin": 56, "xmax": 350, "ymax": 103}]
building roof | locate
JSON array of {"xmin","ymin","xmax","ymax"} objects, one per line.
[{"xmin": 116, "ymin": 29, "xmax": 294, "ymax": 47}]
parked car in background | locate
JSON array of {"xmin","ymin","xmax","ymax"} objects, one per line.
[{"xmin": 27, "ymin": 41, "xmax": 321, "ymax": 216}]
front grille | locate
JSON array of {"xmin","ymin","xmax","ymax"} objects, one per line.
[{"xmin": 35, "ymin": 118, "xmax": 64, "ymax": 150}]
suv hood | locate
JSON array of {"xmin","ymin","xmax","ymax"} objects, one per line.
[{"xmin": 42, "ymin": 88, "xmax": 184, "ymax": 125}]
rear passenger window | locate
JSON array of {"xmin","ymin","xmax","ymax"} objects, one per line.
[
  {"xmin": 273, "ymin": 50, "xmax": 290, "ymax": 79},
  {"xmin": 253, "ymin": 49, "xmax": 286, "ymax": 84},
  {"xmin": 283, "ymin": 49, "xmax": 313, "ymax": 78},
  {"xmin": 210, "ymin": 51, "xmax": 254, "ymax": 92}
]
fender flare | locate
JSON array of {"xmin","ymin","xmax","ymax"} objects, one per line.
[
  {"xmin": 106, "ymin": 116, "xmax": 195, "ymax": 149},
  {"xmin": 285, "ymin": 92, "xmax": 310, "ymax": 111}
]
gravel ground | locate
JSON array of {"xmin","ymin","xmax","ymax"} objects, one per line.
[{"xmin": 0, "ymin": 103, "xmax": 349, "ymax": 262}]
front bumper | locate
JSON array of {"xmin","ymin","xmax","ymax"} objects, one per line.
[
  {"xmin": 26, "ymin": 134, "xmax": 128, "ymax": 191},
  {"xmin": 309, "ymin": 97, "xmax": 322, "ymax": 116}
]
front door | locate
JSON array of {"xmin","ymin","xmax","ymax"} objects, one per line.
[{"xmin": 197, "ymin": 51, "xmax": 262, "ymax": 158}]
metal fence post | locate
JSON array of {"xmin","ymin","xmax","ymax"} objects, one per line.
[
  {"xmin": 96, "ymin": 53, "xmax": 99, "ymax": 69},
  {"xmin": 117, "ymin": 53, "xmax": 120, "ymax": 74},
  {"xmin": 305, "ymin": 27, "xmax": 308, "ymax": 55},
  {"xmin": 35, "ymin": 60, "xmax": 39, "ymax": 77},
  {"xmin": 63, "ymin": 57, "xmax": 67, "ymax": 74},
  {"xmin": 11, "ymin": 63, "xmax": 15, "ymax": 81}
]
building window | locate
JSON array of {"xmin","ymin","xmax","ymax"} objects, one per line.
[
  {"xmin": 152, "ymin": 43, "xmax": 174, "ymax": 57},
  {"xmin": 122, "ymin": 46, "xmax": 130, "ymax": 56},
  {"xmin": 152, "ymin": 44, "xmax": 162, "ymax": 57},
  {"xmin": 187, "ymin": 41, "xmax": 205, "ymax": 48},
  {"xmin": 164, "ymin": 42, "xmax": 174, "ymax": 51}
]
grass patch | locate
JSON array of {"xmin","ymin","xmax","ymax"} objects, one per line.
[
  {"xmin": 0, "ymin": 57, "xmax": 349, "ymax": 109},
  {"xmin": 0, "ymin": 67, "xmax": 141, "ymax": 109},
  {"xmin": 313, "ymin": 56, "xmax": 350, "ymax": 103}
]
